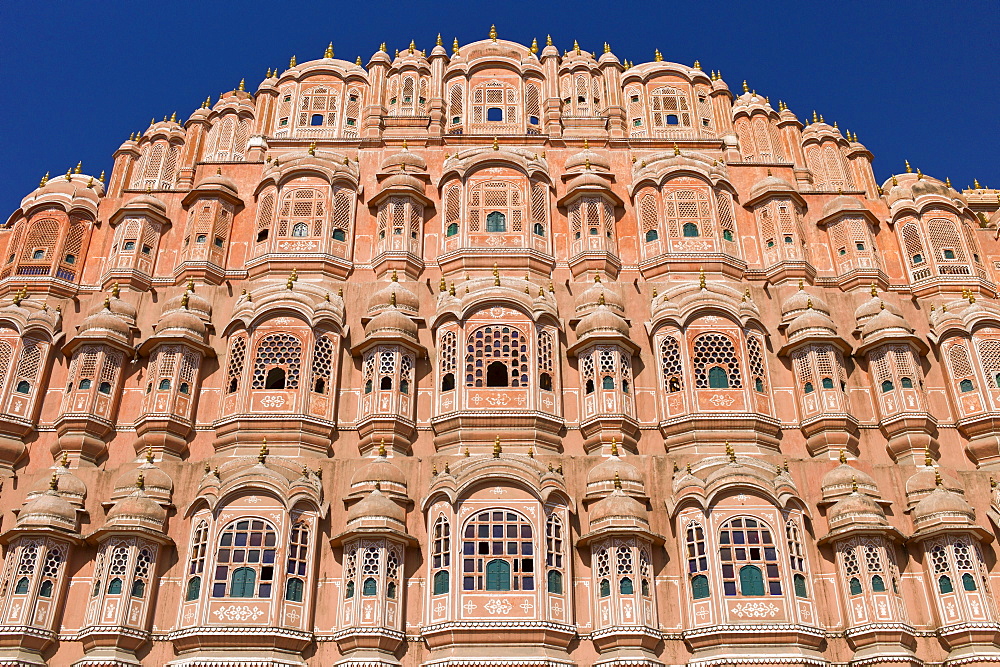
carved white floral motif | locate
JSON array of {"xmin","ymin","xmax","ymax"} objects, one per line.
[
  {"xmin": 730, "ymin": 601, "xmax": 779, "ymax": 618},
  {"xmin": 484, "ymin": 598, "xmax": 513, "ymax": 614},
  {"xmin": 213, "ymin": 605, "xmax": 265, "ymax": 622},
  {"xmin": 709, "ymin": 394, "xmax": 736, "ymax": 407},
  {"xmin": 260, "ymin": 395, "xmax": 286, "ymax": 408}
]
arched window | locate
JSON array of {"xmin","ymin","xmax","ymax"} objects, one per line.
[
  {"xmin": 547, "ymin": 570, "xmax": 563, "ymax": 594},
  {"xmin": 660, "ymin": 335, "xmax": 684, "ymax": 393},
  {"xmin": 362, "ymin": 577, "xmax": 377, "ymax": 595},
  {"xmin": 275, "ymin": 187, "xmax": 326, "ymax": 239},
  {"xmin": 720, "ymin": 517, "xmax": 781, "ymax": 596},
  {"xmin": 692, "ymin": 574, "xmax": 709, "ymax": 599},
  {"xmin": 213, "ymin": 519, "xmax": 277, "ymax": 599},
  {"xmin": 466, "ymin": 325, "xmax": 527, "ymax": 388},
  {"xmin": 682, "ymin": 222, "xmax": 700, "ymax": 237},
  {"xmin": 693, "ymin": 333, "xmax": 742, "ymax": 389},
  {"xmin": 252, "ymin": 333, "xmax": 302, "ymax": 390},
  {"xmin": 545, "ymin": 512, "xmax": 565, "ymax": 595},
  {"xmin": 15, "ymin": 380, "xmax": 30, "ymax": 394},
  {"xmin": 462, "ymin": 510, "xmax": 534, "ymax": 591},
  {"xmin": 686, "ymin": 520, "xmax": 709, "ymax": 598},
  {"xmin": 225, "ymin": 335, "xmax": 248, "ymax": 395},
  {"xmin": 786, "ymin": 519, "xmax": 809, "ymax": 598},
  {"xmin": 486, "ymin": 212, "xmax": 507, "ymax": 232},
  {"xmin": 185, "ymin": 523, "xmax": 208, "ymax": 602},
  {"xmin": 468, "ymin": 180, "xmax": 524, "ymax": 239},
  {"xmin": 286, "ymin": 578, "xmax": 303, "ymax": 602}
]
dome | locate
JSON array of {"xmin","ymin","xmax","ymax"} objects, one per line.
[
  {"xmin": 912, "ymin": 487, "xmax": 975, "ymax": 524},
  {"xmin": 77, "ymin": 305, "xmax": 130, "ymax": 339},
  {"xmin": 787, "ymin": 308, "xmax": 837, "ymax": 338},
  {"xmin": 364, "ymin": 307, "xmax": 417, "ymax": 340},
  {"xmin": 586, "ymin": 456, "xmax": 644, "ymax": 488},
  {"xmin": 381, "ymin": 145, "xmax": 427, "ymax": 172},
  {"xmin": 576, "ymin": 304, "xmax": 629, "ymax": 338},
  {"xmin": 589, "ymin": 489, "xmax": 648, "ymax": 526},
  {"xmin": 748, "ymin": 174, "xmax": 797, "ymax": 202},
  {"xmin": 574, "ymin": 279, "xmax": 625, "ymax": 315},
  {"xmin": 782, "ymin": 285, "xmax": 830, "ymax": 317},
  {"xmin": 164, "ymin": 286, "xmax": 212, "ymax": 319},
  {"xmin": 29, "ymin": 465, "xmax": 87, "ymax": 506},
  {"xmin": 565, "ymin": 146, "xmax": 610, "ymax": 172},
  {"xmin": 17, "ymin": 490, "xmax": 77, "ymax": 530},
  {"xmin": 347, "ymin": 487, "xmax": 405, "ymax": 524},
  {"xmin": 350, "ymin": 455, "xmax": 407, "ymax": 488},
  {"xmin": 194, "ymin": 171, "xmax": 239, "ymax": 196},
  {"xmin": 905, "ymin": 464, "xmax": 963, "ymax": 500},
  {"xmin": 821, "ymin": 195, "xmax": 867, "ymax": 220},
  {"xmin": 104, "ymin": 293, "xmax": 138, "ymax": 326},
  {"xmin": 156, "ymin": 308, "xmax": 207, "ymax": 336},
  {"xmin": 827, "ymin": 490, "xmax": 887, "ymax": 528},
  {"xmin": 861, "ymin": 306, "xmax": 913, "ymax": 338},
  {"xmin": 821, "ymin": 462, "xmax": 878, "ymax": 501},
  {"xmin": 855, "ymin": 290, "xmax": 900, "ymax": 324},
  {"xmin": 113, "ymin": 462, "xmax": 173, "ymax": 501},
  {"xmin": 106, "ymin": 488, "xmax": 168, "ymax": 527},
  {"xmin": 125, "ymin": 192, "xmax": 167, "ymax": 214},
  {"xmin": 367, "ymin": 279, "xmax": 419, "ymax": 314}
]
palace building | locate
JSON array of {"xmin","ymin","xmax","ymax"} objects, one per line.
[{"xmin": 3, "ymin": 28, "xmax": 1000, "ymax": 666}]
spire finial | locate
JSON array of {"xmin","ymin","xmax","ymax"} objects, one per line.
[
  {"xmin": 610, "ymin": 437, "xmax": 619, "ymax": 457},
  {"xmin": 693, "ymin": 59, "xmax": 701, "ymax": 69},
  {"xmin": 598, "ymin": 291, "xmax": 605, "ymax": 306},
  {"xmin": 613, "ymin": 471, "xmax": 622, "ymax": 490},
  {"xmin": 594, "ymin": 272, "xmax": 601, "ymax": 283},
  {"xmin": 654, "ymin": 48, "xmax": 663, "ymax": 62},
  {"xmin": 409, "ymin": 40, "xmax": 415, "ymax": 54},
  {"xmin": 391, "ymin": 268, "xmax": 398, "ymax": 282},
  {"xmin": 308, "ymin": 142, "xmax": 316, "ymax": 156},
  {"xmin": 74, "ymin": 161, "xmax": 82, "ymax": 174},
  {"xmin": 925, "ymin": 447, "xmax": 934, "ymax": 467},
  {"xmin": 489, "ymin": 24, "xmax": 497, "ymax": 42},
  {"xmin": 146, "ymin": 446, "xmax": 154, "ymax": 464},
  {"xmin": 493, "ymin": 263, "xmax": 500, "ymax": 286},
  {"xmin": 725, "ymin": 442, "xmax": 736, "ymax": 463},
  {"xmin": 258, "ymin": 438, "xmax": 269, "ymax": 464},
  {"xmin": 905, "ymin": 159, "xmax": 912, "ymax": 173},
  {"xmin": 61, "ymin": 451, "xmax": 69, "ymax": 468},
  {"xmin": 934, "ymin": 470, "xmax": 943, "ymax": 487},
  {"xmin": 699, "ymin": 267, "xmax": 706, "ymax": 290},
  {"xmin": 839, "ymin": 449, "xmax": 847, "ymax": 464},
  {"xmin": 812, "ymin": 110, "xmax": 818, "ymax": 123},
  {"xmin": 378, "ymin": 438, "xmax": 387, "ymax": 457},
  {"xmin": 289, "ymin": 55, "xmax": 297, "ymax": 67},
  {"xmin": 111, "ymin": 282, "xmax": 120, "ymax": 298},
  {"xmin": 493, "ymin": 436, "xmax": 502, "ymax": 458},
  {"xmin": 546, "ymin": 34, "xmax": 553, "ymax": 47},
  {"xmin": 453, "ymin": 37, "xmax": 460, "ymax": 55},
  {"xmin": 325, "ymin": 42, "xmax": 334, "ymax": 58},
  {"xmin": 136, "ymin": 472, "xmax": 145, "ymax": 490},
  {"xmin": 238, "ymin": 78, "xmax": 245, "ymax": 92},
  {"xmin": 851, "ymin": 475, "xmax": 858, "ymax": 493},
  {"xmin": 742, "ymin": 80, "xmax": 749, "ymax": 93},
  {"xmin": 39, "ymin": 171, "xmax": 50, "ymax": 187},
  {"xmin": 530, "ymin": 37, "xmax": 538, "ymax": 54},
  {"xmin": 573, "ymin": 40, "xmax": 580, "ymax": 54},
  {"xmin": 604, "ymin": 42, "xmax": 611, "ymax": 54},
  {"xmin": 492, "ymin": 136, "xmax": 499, "ymax": 151},
  {"xmin": 870, "ymin": 283, "xmax": 878, "ymax": 297},
  {"xmin": 673, "ymin": 142, "xmax": 680, "ymax": 156},
  {"xmin": 49, "ymin": 470, "xmax": 59, "ymax": 491}
]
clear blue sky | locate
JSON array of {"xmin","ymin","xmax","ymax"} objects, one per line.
[{"xmin": 1, "ymin": 0, "xmax": 996, "ymax": 215}]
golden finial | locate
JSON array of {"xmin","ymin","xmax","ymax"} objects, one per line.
[
  {"xmin": 325, "ymin": 42, "xmax": 334, "ymax": 58},
  {"xmin": 538, "ymin": 285, "xmax": 544, "ymax": 297},
  {"xmin": 970, "ymin": 292, "xmax": 976, "ymax": 304},
  {"xmin": 237, "ymin": 78, "xmax": 245, "ymax": 92},
  {"xmin": 408, "ymin": 40, "xmax": 415, "ymax": 54},
  {"xmin": 904, "ymin": 159, "xmax": 912, "ymax": 173},
  {"xmin": 783, "ymin": 458, "xmax": 789, "ymax": 473},
  {"xmin": 725, "ymin": 442, "xmax": 736, "ymax": 463},
  {"xmin": 286, "ymin": 276, "xmax": 294, "ymax": 290},
  {"xmin": 557, "ymin": 464, "xmax": 564, "ymax": 475},
  {"xmin": 594, "ymin": 272, "xmax": 602, "ymax": 283},
  {"xmin": 891, "ymin": 174, "xmax": 898, "ymax": 186},
  {"xmin": 917, "ymin": 168, "xmax": 923, "ymax": 179},
  {"xmin": 934, "ymin": 470, "xmax": 943, "ymax": 487},
  {"xmin": 693, "ymin": 59, "xmax": 701, "ymax": 70},
  {"xmin": 839, "ymin": 449, "xmax": 847, "ymax": 464},
  {"xmin": 110, "ymin": 282, "xmax": 121, "ymax": 299},
  {"xmin": 308, "ymin": 142, "xmax": 316, "ymax": 156},
  {"xmin": 598, "ymin": 292, "xmax": 605, "ymax": 306},
  {"xmin": 73, "ymin": 161, "xmax": 82, "ymax": 175},
  {"xmin": 925, "ymin": 447, "xmax": 933, "ymax": 467},
  {"xmin": 258, "ymin": 438, "xmax": 269, "ymax": 463},
  {"xmin": 61, "ymin": 451, "xmax": 69, "ymax": 468},
  {"xmin": 673, "ymin": 143, "xmax": 680, "ymax": 156},
  {"xmin": 974, "ymin": 178, "xmax": 982, "ymax": 189},
  {"xmin": 49, "ymin": 470, "xmax": 59, "ymax": 491},
  {"xmin": 879, "ymin": 300, "xmax": 885, "ymax": 311},
  {"xmin": 390, "ymin": 291, "xmax": 396, "ymax": 307},
  {"xmin": 432, "ymin": 464, "xmax": 438, "ymax": 477},
  {"xmin": 103, "ymin": 296, "xmax": 111, "ymax": 310},
  {"xmin": 604, "ymin": 42, "xmax": 611, "ymax": 54},
  {"xmin": 529, "ymin": 37, "xmax": 538, "ymax": 54},
  {"xmin": 181, "ymin": 292, "xmax": 190, "ymax": 309},
  {"xmin": 146, "ymin": 446, "xmax": 154, "ymax": 464},
  {"xmin": 390, "ymin": 268, "xmax": 398, "ymax": 283},
  {"xmin": 547, "ymin": 281, "xmax": 554, "ymax": 293},
  {"xmin": 439, "ymin": 276, "xmax": 448, "ymax": 293},
  {"xmin": 870, "ymin": 283, "xmax": 878, "ymax": 297},
  {"xmin": 610, "ymin": 437, "xmax": 619, "ymax": 457},
  {"xmin": 851, "ymin": 475, "xmax": 858, "ymax": 493},
  {"xmin": 453, "ymin": 37, "xmax": 460, "ymax": 55},
  {"xmin": 464, "ymin": 447, "xmax": 471, "ymax": 457},
  {"xmin": 742, "ymin": 80, "xmax": 749, "ymax": 93},
  {"xmin": 546, "ymin": 34, "xmax": 553, "ymax": 46},
  {"xmin": 266, "ymin": 67, "xmax": 272, "ymax": 78},
  {"xmin": 444, "ymin": 462, "xmax": 450, "ymax": 474},
  {"xmin": 493, "ymin": 263, "xmax": 500, "ymax": 286},
  {"xmin": 525, "ymin": 281, "xmax": 531, "ymax": 295},
  {"xmin": 379, "ymin": 42, "xmax": 386, "ymax": 53},
  {"xmin": 356, "ymin": 56, "xmax": 362, "ymax": 66},
  {"xmin": 654, "ymin": 49, "xmax": 663, "ymax": 62},
  {"xmin": 493, "ymin": 436, "xmax": 502, "ymax": 458},
  {"xmin": 673, "ymin": 460, "xmax": 679, "ymax": 473},
  {"xmin": 806, "ymin": 297, "xmax": 813, "ymax": 309},
  {"xmin": 613, "ymin": 471, "xmax": 622, "ymax": 490},
  {"xmin": 811, "ymin": 110, "xmax": 818, "ymax": 123},
  {"xmin": 584, "ymin": 157, "xmax": 590, "ymax": 170},
  {"xmin": 39, "ymin": 171, "xmax": 50, "ymax": 187},
  {"xmin": 489, "ymin": 24, "xmax": 497, "ymax": 42},
  {"xmin": 136, "ymin": 472, "xmax": 145, "ymax": 490},
  {"xmin": 699, "ymin": 268, "xmax": 706, "ymax": 290},
  {"xmin": 945, "ymin": 176, "xmax": 952, "ymax": 187},
  {"xmin": 573, "ymin": 40, "xmax": 580, "ymax": 55},
  {"xmin": 651, "ymin": 287, "xmax": 657, "ymax": 297},
  {"xmin": 64, "ymin": 168, "xmax": 72, "ymax": 181},
  {"xmin": 819, "ymin": 114, "xmax": 824, "ymax": 123},
  {"xmin": 687, "ymin": 462, "xmax": 693, "ymax": 474},
  {"xmin": 492, "ymin": 136, "xmax": 499, "ymax": 151}
]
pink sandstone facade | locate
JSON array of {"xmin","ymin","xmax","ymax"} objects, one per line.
[{"xmin": 3, "ymin": 30, "xmax": 1000, "ymax": 667}]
